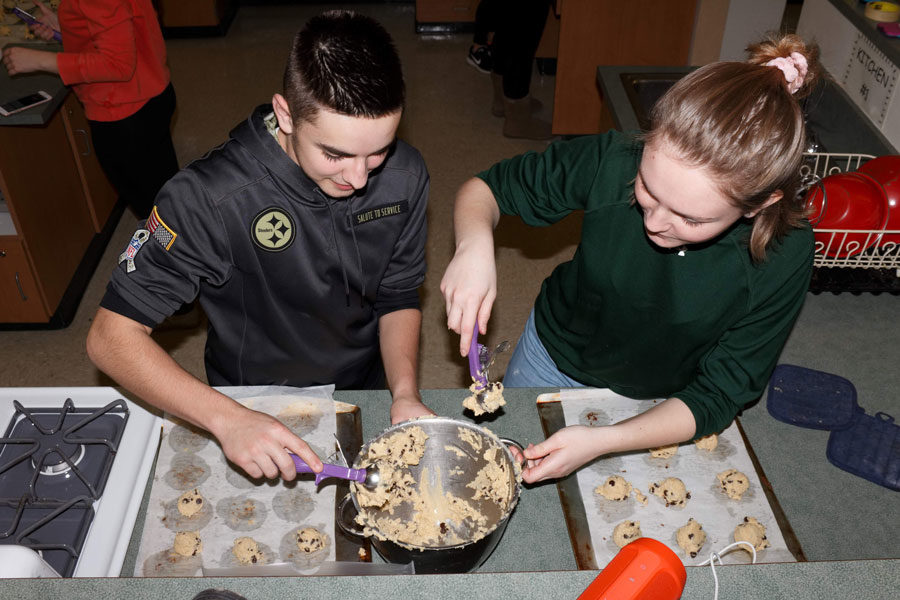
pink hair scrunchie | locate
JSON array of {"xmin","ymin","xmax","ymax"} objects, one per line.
[{"xmin": 765, "ymin": 52, "xmax": 809, "ymax": 94}]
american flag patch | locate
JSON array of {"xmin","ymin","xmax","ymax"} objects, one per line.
[{"xmin": 146, "ymin": 206, "xmax": 177, "ymax": 251}]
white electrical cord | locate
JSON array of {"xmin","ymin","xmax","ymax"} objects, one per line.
[{"xmin": 697, "ymin": 541, "xmax": 757, "ymax": 600}]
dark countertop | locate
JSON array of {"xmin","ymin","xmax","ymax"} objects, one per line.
[
  {"xmin": 829, "ymin": 0, "xmax": 900, "ymax": 67},
  {"xmin": 0, "ymin": 43, "xmax": 67, "ymax": 126},
  {"xmin": 1, "ymin": 387, "xmax": 896, "ymax": 598}
]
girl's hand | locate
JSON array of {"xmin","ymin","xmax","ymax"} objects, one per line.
[
  {"xmin": 440, "ymin": 239, "xmax": 497, "ymax": 355},
  {"xmin": 520, "ymin": 425, "xmax": 605, "ymax": 483}
]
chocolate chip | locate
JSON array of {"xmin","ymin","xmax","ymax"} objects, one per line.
[
  {"xmin": 690, "ymin": 551, "xmax": 697, "ymax": 557},
  {"xmin": 251, "ymin": 555, "xmax": 257, "ymax": 563},
  {"xmin": 688, "ymin": 533, "xmax": 694, "ymax": 539},
  {"xmin": 609, "ymin": 480, "xmax": 616, "ymax": 486}
]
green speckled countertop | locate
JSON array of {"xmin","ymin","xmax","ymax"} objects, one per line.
[{"xmin": 3, "ymin": 386, "xmax": 897, "ymax": 599}]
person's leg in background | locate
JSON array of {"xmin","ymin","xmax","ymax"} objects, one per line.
[
  {"xmin": 491, "ymin": 0, "xmax": 552, "ymax": 140},
  {"xmin": 88, "ymin": 83, "xmax": 179, "ymax": 219},
  {"xmin": 468, "ymin": 0, "xmax": 501, "ymax": 74}
]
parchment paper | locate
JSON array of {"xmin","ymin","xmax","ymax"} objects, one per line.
[
  {"xmin": 135, "ymin": 385, "xmax": 339, "ymax": 576},
  {"xmin": 559, "ymin": 388, "xmax": 795, "ymax": 566}
]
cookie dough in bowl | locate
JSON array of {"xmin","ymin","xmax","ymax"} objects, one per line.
[{"xmin": 345, "ymin": 417, "xmax": 523, "ymax": 573}]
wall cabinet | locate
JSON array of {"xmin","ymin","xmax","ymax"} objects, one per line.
[
  {"xmin": 0, "ymin": 93, "xmax": 117, "ymax": 326},
  {"xmin": 552, "ymin": 0, "xmax": 697, "ymax": 135}
]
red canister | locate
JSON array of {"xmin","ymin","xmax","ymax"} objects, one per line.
[{"xmin": 577, "ymin": 538, "xmax": 686, "ymax": 600}]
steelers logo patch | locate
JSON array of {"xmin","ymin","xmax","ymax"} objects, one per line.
[{"xmin": 251, "ymin": 208, "xmax": 295, "ymax": 251}]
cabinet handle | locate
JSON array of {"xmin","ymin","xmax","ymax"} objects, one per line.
[
  {"xmin": 75, "ymin": 128, "xmax": 91, "ymax": 156},
  {"xmin": 15, "ymin": 272, "xmax": 28, "ymax": 301}
]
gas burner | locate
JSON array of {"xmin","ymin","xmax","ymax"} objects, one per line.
[{"xmin": 34, "ymin": 445, "xmax": 87, "ymax": 476}]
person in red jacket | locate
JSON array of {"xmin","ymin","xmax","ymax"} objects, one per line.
[{"xmin": 2, "ymin": 0, "xmax": 178, "ymax": 218}]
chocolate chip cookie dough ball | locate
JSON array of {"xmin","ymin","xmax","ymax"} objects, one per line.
[
  {"xmin": 612, "ymin": 520, "xmax": 642, "ymax": 548},
  {"xmin": 596, "ymin": 475, "xmax": 633, "ymax": 501},
  {"xmin": 649, "ymin": 443, "xmax": 679, "ymax": 459},
  {"xmin": 734, "ymin": 516, "xmax": 770, "ymax": 552},
  {"xmin": 649, "ymin": 477, "xmax": 691, "ymax": 507},
  {"xmin": 173, "ymin": 531, "xmax": 202, "ymax": 557},
  {"xmin": 693, "ymin": 433, "xmax": 718, "ymax": 452},
  {"xmin": 177, "ymin": 488, "xmax": 205, "ymax": 517},
  {"xmin": 295, "ymin": 527, "xmax": 327, "ymax": 555},
  {"xmin": 716, "ymin": 468, "xmax": 750, "ymax": 500},
  {"xmin": 233, "ymin": 537, "xmax": 265, "ymax": 565},
  {"xmin": 676, "ymin": 518, "xmax": 706, "ymax": 558}
]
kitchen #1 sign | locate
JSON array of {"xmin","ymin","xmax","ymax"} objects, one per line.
[{"xmin": 842, "ymin": 32, "xmax": 898, "ymax": 127}]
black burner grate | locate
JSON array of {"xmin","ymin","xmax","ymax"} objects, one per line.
[{"xmin": 0, "ymin": 399, "xmax": 129, "ymax": 577}]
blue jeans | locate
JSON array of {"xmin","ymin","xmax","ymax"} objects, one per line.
[{"xmin": 503, "ymin": 309, "xmax": 586, "ymax": 388}]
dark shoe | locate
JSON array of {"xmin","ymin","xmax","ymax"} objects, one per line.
[
  {"xmin": 467, "ymin": 44, "xmax": 493, "ymax": 74},
  {"xmin": 502, "ymin": 96, "xmax": 553, "ymax": 140}
]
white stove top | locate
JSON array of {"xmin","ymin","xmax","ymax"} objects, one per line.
[{"xmin": 0, "ymin": 387, "xmax": 161, "ymax": 577}]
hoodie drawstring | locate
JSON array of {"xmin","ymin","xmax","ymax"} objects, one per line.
[
  {"xmin": 321, "ymin": 193, "xmax": 366, "ymax": 308},
  {"xmin": 324, "ymin": 198, "xmax": 352, "ymax": 307},
  {"xmin": 346, "ymin": 197, "xmax": 366, "ymax": 308}
]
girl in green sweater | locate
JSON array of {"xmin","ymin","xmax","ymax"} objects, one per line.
[{"xmin": 441, "ymin": 34, "xmax": 821, "ymax": 483}]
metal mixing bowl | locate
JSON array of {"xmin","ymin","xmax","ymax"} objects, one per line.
[{"xmin": 336, "ymin": 417, "xmax": 523, "ymax": 573}]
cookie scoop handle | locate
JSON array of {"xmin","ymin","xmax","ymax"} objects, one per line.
[
  {"xmin": 468, "ymin": 330, "xmax": 488, "ymax": 389},
  {"xmin": 290, "ymin": 454, "xmax": 367, "ymax": 486}
]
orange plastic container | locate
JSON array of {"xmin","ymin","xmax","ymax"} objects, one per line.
[{"xmin": 577, "ymin": 538, "xmax": 686, "ymax": 600}]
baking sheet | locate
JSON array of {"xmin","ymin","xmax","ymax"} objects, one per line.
[
  {"xmin": 135, "ymin": 385, "xmax": 358, "ymax": 576},
  {"xmin": 538, "ymin": 388, "xmax": 802, "ymax": 569}
]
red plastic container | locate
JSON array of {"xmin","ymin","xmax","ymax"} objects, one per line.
[
  {"xmin": 577, "ymin": 538, "xmax": 686, "ymax": 600},
  {"xmin": 804, "ymin": 171, "xmax": 889, "ymax": 258},
  {"xmin": 857, "ymin": 155, "xmax": 900, "ymax": 245}
]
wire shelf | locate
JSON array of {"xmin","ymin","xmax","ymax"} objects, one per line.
[{"xmin": 799, "ymin": 152, "xmax": 900, "ymax": 272}]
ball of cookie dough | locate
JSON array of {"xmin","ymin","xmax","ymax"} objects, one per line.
[
  {"xmin": 717, "ymin": 468, "xmax": 750, "ymax": 500},
  {"xmin": 233, "ymin": 536, "xmax": 264, "ymax": 565},
  {"xmin": 733, "ymin": 516, "xmax": 770, "ymax": 552},
  {"xmin": 693, "ymin": 434, "xmax": 718, "ymax": 451},
  {"xmin": 177, "ymin": 488, "xmax": 205, "ymax": 517},
  {"xmin": 676, "ymin": 518, "xmax": 706, "ymax": 558},
  {"xmin": 649, "ymin": 443, "xmax": 678, "ymax": 459},
  {"xmin": 612, "ymin": 520, "xmax": 642, "ymax": 548},
  {"xmin": 649, "ymin": 477, "xmax": 691, "ymax": 507},
  {"xmin": 595, "ymin": 475, "xmax": 633, "ymax": 501},
  {"xmin": 296, "ymin": 527, "xmax": 326, "ymax": 554},
  {"xmin": 173, "ymin": 531, "xmax": 202, "ymax": 557}
]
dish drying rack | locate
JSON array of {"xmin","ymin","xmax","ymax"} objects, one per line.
[{"xmin": 799, "ymin": 152, "xmax": 900, "ymax": 293}]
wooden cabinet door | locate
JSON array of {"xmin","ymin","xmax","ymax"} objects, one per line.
[
  {"xmin": 0, "ymin": 237, "xmax": 49, "ymax": 323},
  {"xmin": 0, "ymin": 106, "xmax": 95, "ymax": 315},
  {"xmin": 62, "ymin": 94, "xmax": 118, "ymax": 233},
  {"xmin": 552, "ymin": 0, "xmax": 697, "ymax": 135}
]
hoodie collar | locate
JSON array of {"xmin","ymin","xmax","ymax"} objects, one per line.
[{"xmin": 230, "ymin": 104, "xmax": 324, "ymax": 206}]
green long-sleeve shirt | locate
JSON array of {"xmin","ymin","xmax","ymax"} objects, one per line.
[{"xmin": 478, "ymin": 131, "xmax": 813, "ymax": 436}]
